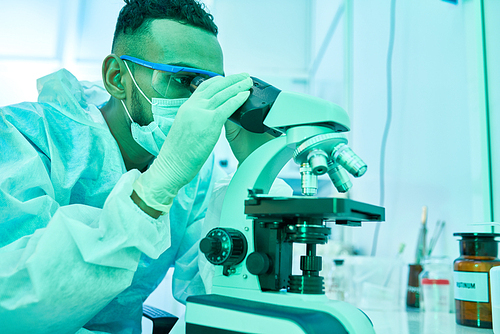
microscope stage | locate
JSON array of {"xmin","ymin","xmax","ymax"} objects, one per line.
[{"xmin": 245, "ymin": 196, "xmax": 384, "ymax": 225}]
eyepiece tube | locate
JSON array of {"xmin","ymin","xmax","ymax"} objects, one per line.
[
  {"xmin": 190, "ymin": 75, "xmax": 282, "ymax": 137},
  {"xmin": 189, "ymin": 76, "xmax": 206, "ymax": 93}
]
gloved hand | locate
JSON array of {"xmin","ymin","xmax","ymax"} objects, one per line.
[
  {"xmin": 133, "ymin": 73, "xmax": 253, "ymax": 213},
  {"xmin": 225, "ymin": 120, "xmax": 275, "ymax": 165}
]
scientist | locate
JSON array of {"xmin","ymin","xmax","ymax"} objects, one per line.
[{"xmin": 0, "ymin": 0, "xmax": 272, "ymax": 333}]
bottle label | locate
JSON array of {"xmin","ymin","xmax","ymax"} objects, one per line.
[{"xmin": 453, "ymin": 271, "xmax": 489, "ymax": 303}]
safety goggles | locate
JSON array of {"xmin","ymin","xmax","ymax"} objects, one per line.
[{"xmin": 120, "ymin": 55, "xmax": 221, "ymax": 98}]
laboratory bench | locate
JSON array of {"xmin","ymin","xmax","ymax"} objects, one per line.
[
  {"xmin": 364, "ymin": 309, "xmax": 494, "ymax": 334},
  {"xmin": 167, "ymin": 309, "xmax": 493, "ymax": 334}
]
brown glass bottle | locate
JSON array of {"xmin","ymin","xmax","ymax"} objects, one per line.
[{"xmin": 454, "ymin": 233, "xmax": 500, "ymax": 329}]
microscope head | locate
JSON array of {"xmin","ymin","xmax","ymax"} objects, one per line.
[{"xmin": 264, "ymin": 91, "xmax": 351, "ymax": 134}]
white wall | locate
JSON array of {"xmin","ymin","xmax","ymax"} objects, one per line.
[
  {"xmin": 347, "ymin": 0, "xmax": 492, "ymax": 263},
  {"xmin": 0, "ymin": 0, "xmax": 123, "ymax": 107}
]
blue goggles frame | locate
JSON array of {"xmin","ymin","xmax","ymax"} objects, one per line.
[{"xmin": 120, "ymin": 55, "xmax": 221, "ymax": 78}]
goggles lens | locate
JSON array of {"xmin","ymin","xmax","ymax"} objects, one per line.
[
  {"xmin": 152, "ymin": 70, "xmax": 212, "ymax": 98},
  {"xmin": 120, "ymin": 56, "xmax": 220, "ymax": 99}
]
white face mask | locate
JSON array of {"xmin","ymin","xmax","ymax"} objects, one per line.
[{"xmin": 121, "ymin": 62, "xmax": 188, "ymax": 156}]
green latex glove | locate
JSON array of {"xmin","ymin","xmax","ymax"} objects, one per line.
[
  {"xmin": 224, "ymin": 119, "xmax": 276, "ymax": 165},
  {"xmin": 133, "ymin": 73, "xmax": 253, "ymax": 213}
]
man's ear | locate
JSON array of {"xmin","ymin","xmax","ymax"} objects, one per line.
[{"xmin": 102, "ymin": 54, "xmax": 127, "ymax": 99}]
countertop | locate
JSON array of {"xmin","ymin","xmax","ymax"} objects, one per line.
[
  {"xmin": 364, "ymin": 309, "xmax": 494, "ymax": 334},
  {"xmin": 168, "ymin": 309, "xmax": 494, "ymax": 334}
]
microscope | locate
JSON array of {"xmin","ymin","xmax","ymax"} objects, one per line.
[{"xmin": 185, "ymin": 78, "xmax": 385, "ymax": 334}]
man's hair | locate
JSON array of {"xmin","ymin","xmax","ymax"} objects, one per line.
[{"xmin": 112, "ymin": 0, "xmax": 218, "ymax": 55}]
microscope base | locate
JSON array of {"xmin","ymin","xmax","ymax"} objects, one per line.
[{"xmin": 185, "ymin": 293, "xmax": 374, "ymax": 334}]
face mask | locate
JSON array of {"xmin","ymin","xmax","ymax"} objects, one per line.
[{"xmin": 121, "ymin": 62, "xmax": 188, "ymax": 156}]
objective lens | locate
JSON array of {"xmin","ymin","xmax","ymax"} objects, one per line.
[
  {"xmin": 300, "ymin": 163, "xmax": 317, "ymax": 196},
  {"xmin": 307, "ymin": 149, "xmax": 329, "ymax": 175},
  {"xmin": 332, "ymin": 144, "xmax": 367, "ymax": 178},
  {"xmin": 327, "ymin": 161, "xmax": 352, "ymax": 193}
]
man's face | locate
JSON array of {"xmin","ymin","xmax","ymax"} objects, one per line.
[{"xmin": 128, "ymin": 19, "xmax": 224, "ymax": 125}]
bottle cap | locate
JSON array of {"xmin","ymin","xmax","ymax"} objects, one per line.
[{"xmin": 453, "ymin": 232, "xmax": 500, "ymax": 239}]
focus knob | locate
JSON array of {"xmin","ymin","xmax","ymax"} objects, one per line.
[
  {"xmin": 200, "ymin": 228, "xmax": 247, "ymax": 266},
  {"xmin": 200, "ymin": 237, "xmax": 220, "ymax": 255},
  {"xmin": 246, "ymin": 252, "xmax": 272, "ymax": 275}
]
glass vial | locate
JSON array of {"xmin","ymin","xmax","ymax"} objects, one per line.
[
  {"xmin": 419, "ymin": 256, "xmax": 452, "ymax": 312},
  {"xmin": 326, "ymin": 259, "xmax": 347, "ymax": 301},
  {"xmin": 454, "ymin": 232, "xmax": 500, "ymax": 329}
]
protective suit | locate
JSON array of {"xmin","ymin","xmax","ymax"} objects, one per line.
[{"xmin": 0, "ymin": 69, "xmax": 223, "ymax": 333}]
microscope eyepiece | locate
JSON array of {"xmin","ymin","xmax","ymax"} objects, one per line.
[
  {"xmin": 189, "ymin": 76, "xmax": 206, "ymax": 93},
  {"xmin": 189, "ymin": 75, "xmax": 282, "ymax": 137}
]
